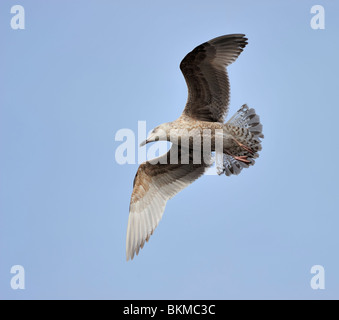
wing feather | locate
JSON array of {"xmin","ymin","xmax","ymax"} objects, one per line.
[
  {"xmin": 180, "ymin": 34, "xmax": 248, "ymax": 122},
  {"xmin": 126, "ymin": 147, "xmax": 212, "ymax": 260}
]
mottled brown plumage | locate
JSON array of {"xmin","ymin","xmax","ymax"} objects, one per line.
[
  {"xmin": 126, "ymin": 35, "xmax": 263, "ymax": 261},
  {"xmin": 181, "ymin": 34, "xmax": 248, "ymax": 122}
]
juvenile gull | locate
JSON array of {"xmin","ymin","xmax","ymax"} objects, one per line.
[{"xmin": 126, "ymin": 34, "xmax": 263, "ymax": 260}]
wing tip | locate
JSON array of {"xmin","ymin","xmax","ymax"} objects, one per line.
[
  {"xmin": 126, "ymin": 228, "xmax": 154, "ymax": 262},
  {"xmin": 126, "ymin": 251, "xmax": 135, "ymax": 261},
  {"xmin": 208, "ymin": 33, "xmax": 248, "ymax": 43}
]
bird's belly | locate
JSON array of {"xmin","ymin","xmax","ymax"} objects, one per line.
[{"xmin": 169, "ymin": 128, "xmax": 233, "ymax": 153}]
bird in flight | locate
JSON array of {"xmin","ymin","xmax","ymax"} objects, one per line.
[{"xmin": 126, "ymin": 34, "xmax": 263, "ymax": 260}]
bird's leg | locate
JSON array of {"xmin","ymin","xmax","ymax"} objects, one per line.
[
  {"xmin": 234, "ymin": 155, "xmax": 251, "ymax": 164},
  {"xmin": 233, "ymin": 138, "xmax": 254, "ymax": 154},
  {"xmin": 225, "ymin": 150, "xmax": 251, "ymax": 164}
]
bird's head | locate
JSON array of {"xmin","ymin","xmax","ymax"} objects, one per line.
[{"xmin": 140, "ymin": 123, "xmax": 171, "ymax": 147}]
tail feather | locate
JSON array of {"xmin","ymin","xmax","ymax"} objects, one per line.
[
  {"xmin": 218, "ymin": 104, "xmax": 263, "ymax": 176},
  {"xmin": 227, "ymin": 104, "xmax": 264, "ymax": 139}
]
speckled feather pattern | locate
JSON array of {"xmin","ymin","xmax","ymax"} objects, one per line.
[{"xmin": 126, "ymin": 35, "xmax": 263, "ymax": 261}]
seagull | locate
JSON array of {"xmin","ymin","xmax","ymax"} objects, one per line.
[{"xmin": 126, "ymin": 34, "xmax": 263, "ymax": 260}]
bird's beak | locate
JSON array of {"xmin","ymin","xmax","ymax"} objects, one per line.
[{"xmin": 140, "ymin": 139, "xmax": 148, "ymax": 147}]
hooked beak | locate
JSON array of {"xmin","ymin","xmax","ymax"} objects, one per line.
[{"xmin": 140, "ymin": 139, "xmax": 148, "ymax": 147}]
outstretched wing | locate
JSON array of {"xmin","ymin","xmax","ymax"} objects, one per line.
[
  {"xmin": 126, "ymin": 146, "xmax": 212, "ymax": 261},
  {"xmin": 180, "ymin": 34, "xmax": 248, "ymax": 123}
]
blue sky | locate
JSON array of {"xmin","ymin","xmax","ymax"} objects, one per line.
[{"xmin": 0, "ymin": 0, "xmax": 338, "ymax": 299}]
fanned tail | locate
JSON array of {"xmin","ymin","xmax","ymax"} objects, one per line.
[{"xmin": 217, "ymin": 104, "xmax": 263, "ymax": 176}]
